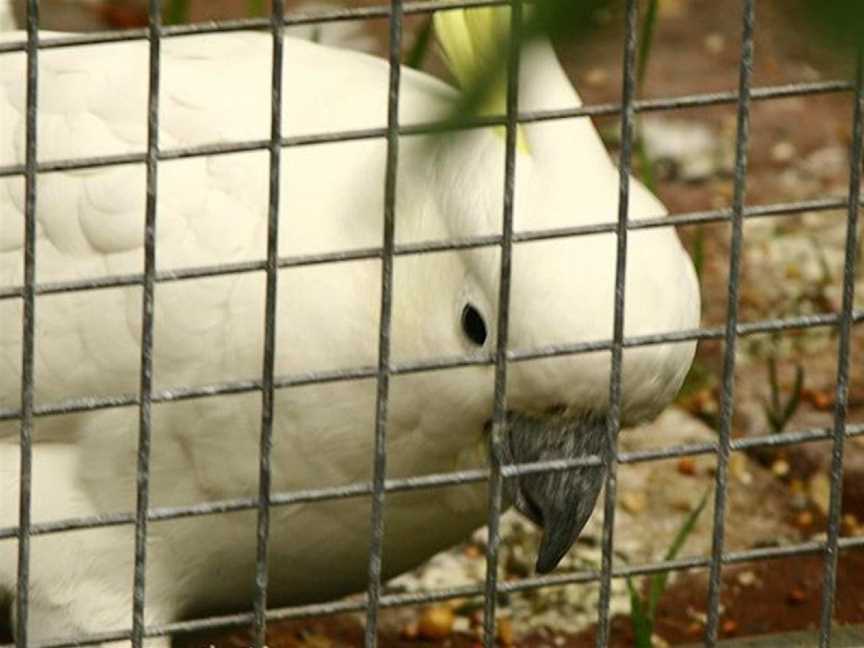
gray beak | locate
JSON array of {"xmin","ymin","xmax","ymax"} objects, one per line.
[{"xmin": 502, "ymin": 413, "xmax": 610, "ymax": 574}]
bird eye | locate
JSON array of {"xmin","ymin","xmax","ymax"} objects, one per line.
[{"xmin": 461, "ymin": 304, "xmax": 488, "ymax": 346}]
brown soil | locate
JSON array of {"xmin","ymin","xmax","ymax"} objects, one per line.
[{"xmin": 177, "ymin": 548, "xmax": 864, "ymax": 647}]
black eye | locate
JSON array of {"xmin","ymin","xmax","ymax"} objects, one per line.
[{"xmin": 461, "ymin": 304, "xmax": 488, "ymax": 346}]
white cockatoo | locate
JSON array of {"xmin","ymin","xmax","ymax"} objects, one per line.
[{"xmin": 0, "ymin": 4, "xmax": 700, "ymax": 644}]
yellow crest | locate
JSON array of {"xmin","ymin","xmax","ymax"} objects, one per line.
[{"xmin": 433, "ymin": 6, "xmax": 530, "ymax": 153}]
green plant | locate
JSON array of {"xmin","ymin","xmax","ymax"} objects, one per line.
[
  {"xmin": 248, "ymin": 0, "xmax": 267, "ymax": 17},
  {"xmin": 633, "ymin": 0, "xmax": 659, "ymax": 192},
  {"xmin": 405, "ymin": 16, "xmax": 434, "ymax": 69},
  {"xmin": 162, "ymin": 0, "xmax": 265, "ymax": 24},
  {"xmin": 763, "ymin": 354, "xmax": 805, "ymax": 435},
  {"xmin": 794, "ymin": 0, "xmax": 864, "ymax": 54},
  {"xmin": 164, "ymin": 0, "xmax": 190, "ymax": 25},
  {"xmin": 691, "ymin": 225, "xmax": 706, "ymax": 288},
  {"xmin": 626, "ymin": 487, "xmax": 711, "ymax": 648}
]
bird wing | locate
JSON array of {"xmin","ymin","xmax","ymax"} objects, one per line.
[{"xmin": 0, "ymin": 31, "xmax": 455, "ymax": 433}]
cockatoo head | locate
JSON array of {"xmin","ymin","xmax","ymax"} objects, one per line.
[
  {"xmin": 386, "ymin": 6, "xmax": 701, "ymax": 573},
  {"xmin": 392, "ymin": 120, "xmax": 698, "ymax": 571}
]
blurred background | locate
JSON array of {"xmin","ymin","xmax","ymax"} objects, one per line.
[{"xmin": 3, "ymin": 1, "xmax": 864, "ymax": 646}]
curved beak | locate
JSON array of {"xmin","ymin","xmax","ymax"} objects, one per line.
[{"xmin": 502, "ymin": 413, "xmax": 610, "ymax": 574}]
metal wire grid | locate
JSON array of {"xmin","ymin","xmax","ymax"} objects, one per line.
[
  {"xmin": 704, "ymin": 0, "xmax": 754, "ymax": 642},
  {"xmin": 2, "ymin": 0, "xmax": 863, "ymax": 646}
]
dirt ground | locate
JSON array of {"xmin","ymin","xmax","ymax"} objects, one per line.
[{"xmin": 7, "ymin": 0, "xmax": 864, "ymax": 646}]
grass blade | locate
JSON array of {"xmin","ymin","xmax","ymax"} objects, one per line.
[
  {"xmin": 405, "ymin": 16, "xmax": 434, "ymax": 69},
  {"xmin": 648, "ymin": 487, "xmax": 711, "ymax": 617}
]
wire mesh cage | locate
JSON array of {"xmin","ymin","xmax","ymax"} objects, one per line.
[{"xmin": 0, "ymin": 0, "xmax": 862, "ymax": 647}]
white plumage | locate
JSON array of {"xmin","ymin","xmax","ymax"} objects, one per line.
[{"xmin": 0, "ymin": 11, "xmax": 699, "ymax": 643}]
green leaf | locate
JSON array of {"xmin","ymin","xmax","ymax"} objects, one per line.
[
  {"xmin": 634, "ymin": 0, "xmax": 659, "ymax": 192},
  {"xmin": 634, "ymin": 133, "xmax": 657, "ymax": 192},
  {"xmin": 164, "ymin": 0, "xmax": 190, "ymax": 25},
  {"xmin": 636, "ymin": 0, "xmax": 658, "ymax": 89},
  {"xmin": 627, "ymin": 576, "xmax": 655, "ymax": 648},
  {"xmin": 647, "ymin": 487, "xmax": 711, "ymax": 617},
  {"xmin": 405, "ymin": 16, "xmax": 434, "ymax": 70},
  {"xmin": 768, "ymin": 355, "xmax": 781, "ymax": 414},
  {"xmin": 793, "ymin": 0, "xmax": 864, "ymax": 55},
  {"xmin": 692, "ymin": 225, "xmax": 706, "ymax": 288},
  {"xmin": 781, "ymin": 364, "xmax": 806, "ymax": 426}
]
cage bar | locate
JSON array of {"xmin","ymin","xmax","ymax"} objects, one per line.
[
  {"xmin": 14, "ymin": 0, "xmax": 39, "ymax": 646},
  {"xmin": 362, "ymin": 0, "xmax": 403, "ymax": 644},
  {"xmin": 594, "ymin": 0, "xmax": 637, "ymax": 644},
  {"xmin": 250, "ymin": 1, "xmax": 287, "ymax": 646},
  {"xmin": 704, "ymin": 1, "xmax": 755, "ymax": 644},
  {"xmin": 479, "ymin": 0, "xmax": 524, "ymax": 644},
  {"xmin": 129, "ymin": 0, "xmax": 162, "ymax": 645},
  {"xmin": 817, "ymin": 48, "xmax": 864, "ymax": 648}
]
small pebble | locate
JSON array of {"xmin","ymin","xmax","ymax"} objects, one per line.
[
  {"xmin": 453, "ymin": 616, "xmax": 471, "ymax": 633},
  {"xmin": 842, "ymin": 513, "xmax": 860, "ymax": 535},
  {"xmin": 814, "ymin": 391, "xmax": 833, "ymax": 410},
  {"xmin": 686, "ymin": 608, "xmax": 708, "ymax": 624},
  {"xmin": 621, "ymin": 491, "xmax": 647, "ymax": 514},
  {"xmin": 704, "ymin": 33, "xmax": 726, "ymax": 54},
  {"xmin": 736, "ymin": 570, "xmax": 757, "ymax": 587},
  {"xmin": 729, "ymin": 453, "xmax": 753, "ymax": 485},
  {"xmin": 584, "ymin": 67, "xmax": 609, "ymax": 87},
  {"xmin": 771, "ymin": 141, "xmax": 797, "ymax": 163},
  {"xmin": 498, "ymin": 617, "xmax": 514, "ymax": 646},
  {"xmin": 771, "ymin": 459, "xmax": 790, "ymax": 478},
  {"xmin": 787, "ymin": 587, "xmax": 808, "ymax": 605},
  {"xmin": 804, "ymin": 389, "xmax": 833, "ymax": 410},
  {"xmin": 652, "ymin": 634, "xmax": 670, "ymax": 648},
  {"xmin": 418, "ymin": 605, "xmax": 455, "ymax": 640},
  {"xmin": 809, "ymin": 473, "xmax": 831, "ymax": 515},
  {"xmin": 721, "ymin": 619, "xmax": 738, "ymax": 635},
  {"xmin": 464, "ymin": 544, "xmax": 482, "ymax": 559},
  {"xmin": 677, "ymin": 457, "xmax": 697, "ymax": 476},
  {"xmin": 400, "ymin": 621, "xmax": 419, "ymax": 640}
]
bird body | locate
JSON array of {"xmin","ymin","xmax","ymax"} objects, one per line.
[{"xmin": 0, "ymin": 14, "xmax": 699, "ymax": 644}]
